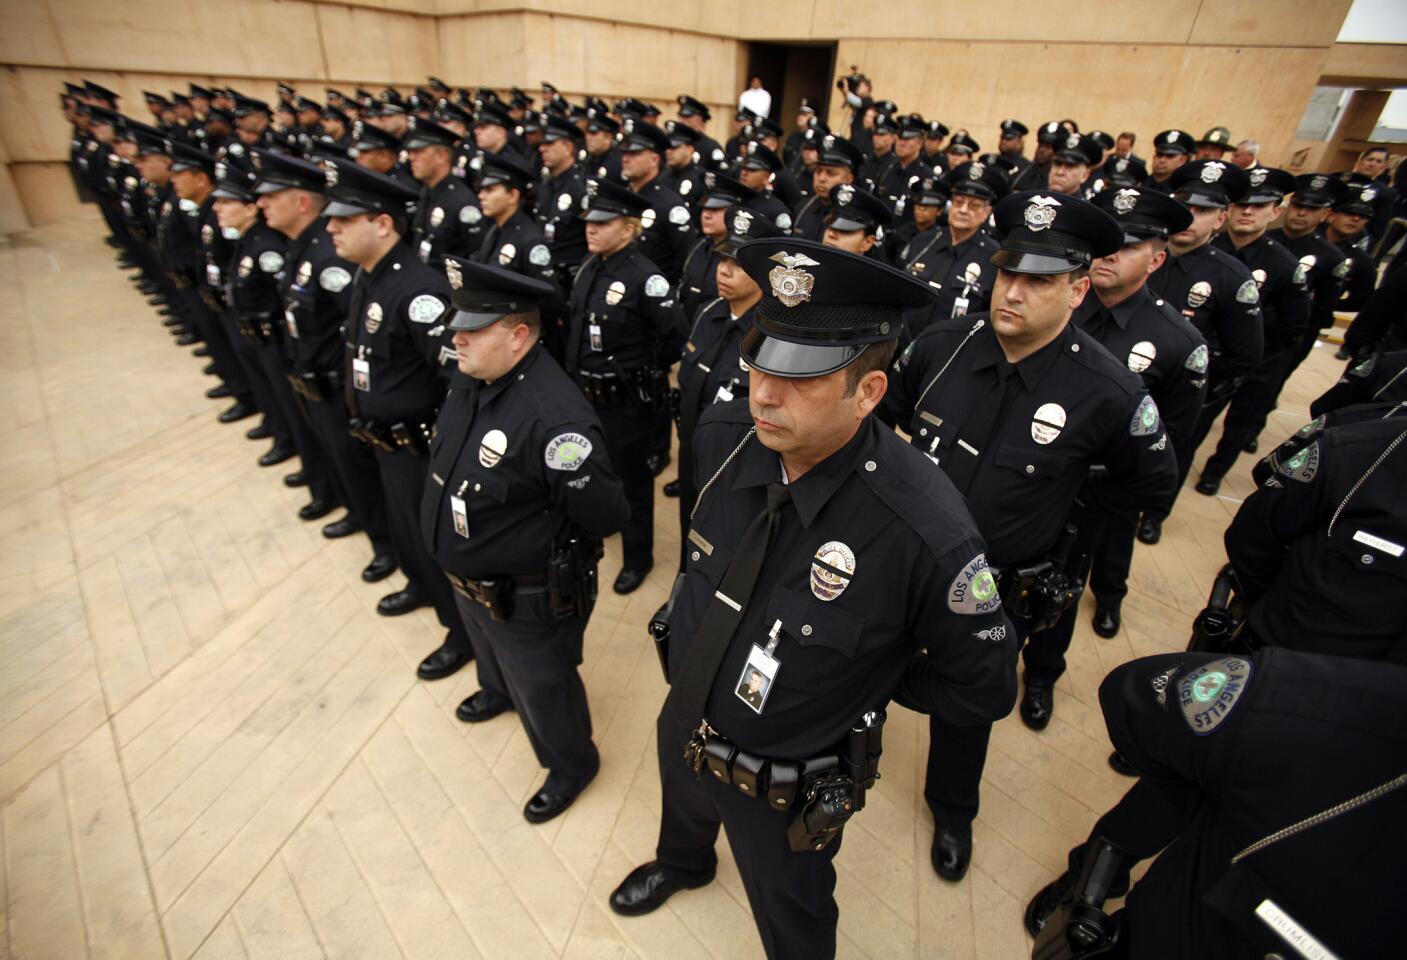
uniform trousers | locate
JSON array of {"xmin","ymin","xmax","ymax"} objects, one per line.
[
  {"xmin": 925, "ymin": 616, "xmax": 1033, "ymax": 832},
  {"xmin": 1201, "ymin": 350, "xmax": 1297, "ymax": 481},
  {"xmin": 1247, "ymin": 327, "xmax": 1323, "ymax": 443},
  {"xmin": 1143, "ymin": 373, "xmax": 1234, "ymax": 526},
  {"xmin": 452, "ymin": 588, "xmax": 598, "ymax": 791},
  {"xmin": 221, "ymin": 312, "xmax": 290, "ymax": 447},
  {"xmin": 595, "ymin": 400, "xmax": 660, "ymax": 572},
  {"xmin": 654, "ymin": 711, "xmax": 842, "ymax": 960},
  {"xmin": 175, "ymin": 286, "xmax": 253, "ymax": 403},
  {"xmin": 372, "ymin": 446, "xmax": 471, "ymax": 654},
  {"xmin": 303, "ymin": 395, "xmax": 393, "ymax": 558},
  {"xmin": 251, "ymin": 343, "xmax": 337, "ymax": 505}
]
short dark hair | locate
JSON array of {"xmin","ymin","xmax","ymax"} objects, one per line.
[
  {"xmin": 844, "ymin": 339, "xmax": 898, "ymax": 395},
  {"xmin": 501, "ymin": 308, "xmax": 541, "ymax": 336},
  {"xmin": 1117, "ymin": 131, "xmax": 1136, "ymax": 144},
  {"xmin": 1363, "ymin": 146, "xmax": 1389, "ymax": 159}
]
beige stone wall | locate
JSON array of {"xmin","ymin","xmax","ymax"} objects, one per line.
[{"xmin": 1, "ymin": 0, "xmax": 1373, "ymax": 232}]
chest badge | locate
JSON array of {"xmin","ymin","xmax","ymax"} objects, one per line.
[
  {"xmin": 237, "ymin": 256, "xmax": 254, "ymax": 279},
  {"xmin": 1127, "ymin": 340, "xmax": 1157, "ymax": 373},
  {"xmin": 810, "ymin": 541, "xmax": 856, "ymax": 601},
  {"xmin": 201, "ymin": 224, "xmax": 214, "ymax": 244},
  {"xmin": 1030, "ymin": 402, "xmax": 1067, "ymax": 445},
  {"xmin": 1187, "ymin": 280, "xmax": 1212, "ymax": 308},
  {"xmin": 296, "ymin": 260, "xmax": 312, "ymax": 288},
  {"xmin": 604, "ymin": 280, "xmax": 626, "ymax": 305},
  {"xmin": 364, "ymin": 302, "xmax": 383, "ymax": 334},
  {"xmin": 498, "ymin": 242, "xmax": 517, "ymax": 266},
  {"xmin": 479, "ymin": 429, "xmax": 508, "ymax": 468},
  {"xmin": 557, "ymin": 192, "xmax": 572, "ymax": 211},
  {"xmin": 640, "ymin": 208, "xmax": 657, "ymax": 229},
  {"xmin": 430, "ymin": 206, "xmax": 445, "ymax": 227}
]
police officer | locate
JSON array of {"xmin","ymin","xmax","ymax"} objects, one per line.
[
  {"xmin": 1314, "ymin": 350, "xmax": 1407, "ymax": 414},
  {"xmin": 405, "ymin": 115, "xmax": 485, "ymax": 263},
  {"xmin": 582, "ymin": 107, "xmax": 622, "ymax": 182},
  {"xmin": 940, "ymin": 130, "xmax": 981, "ymax": 177},
  {"xmin": 347, "ymin": 120, "xmax": 414, "ymax": 190},
  {"xmin": 790, "ymin": 134, "xmax": 865, "ymax": 241},
  {"xmin": 871, "ymin": 114, "xmax": 932, "ymax": 220},
  {"xmin": 675, "ymin": 172, "xmax": 757, "ymax": 321},
  {"xmin": 533, "ymin": 113, "xmax": 589, "ymax": 273},
  {"xmin": 1023, "ymin": 648, "xmax": 1405, "ymax": 959},
  {"xmin": 882, "ymin": 191, "xmax": 1178, "ymax": 881},
  {"xmin": 675, "ymin": 95, "xmax": 727, "ymax": 171},
  {"xmin": 660, "ymin": 120, "xmax": 706, "ymax": 201},
  {"xmin": 735, "ymin": 142, "xmax": 794, "ymax": 231},
  {"xmin": 471, "ymin": 153, "xmax": 562, "ymax": 344},
  {"xmin": 1194, "ymin": 125, "xmax": 1233, "ymax": 161},
  {"xmin": 1009, "ymin": 121, "xmax": 1060, "ymax": 191},
  {"xmin": 819, "ymin": 182, "xmax": 891, "ymax": 261},
  {"xmin": 564, "ymin": 179, "xmax": 685, "ymax": 593},
  {"xmin": 743, "ymin": 119, "xmax": 803, "ymax": 212},
  {"xmin": 1138, "ymin": 159, "xmax": 1261, "ymax": 544},
  {"xmin": 996, "ymin": 119, "xmax": 1031, "ymax": 176},
  {"xmin": 1334, "ymin": 184, "xmax": 1388, "ymax": 356},
  {"xmin": 615, "ymin": 120, "xmax": 697, "ymax": 282},
  {"xmin": 1195, "ymin": 166, "xmax": 1310, "ymax": 494},
  {"xmin": 921, "ymin": 119, "xmax": 950, "ymax": 170},
  {"xmin": 322, "ymin": 158, "xmax": 475, "ymax": 682},
  {"xmin": 781, "ymin": 98, "xmax": 816, "ymax": 168},
  {"xmin": 889, "ymin": 174, "xmax": 945, "ymax": 260},
  {"xmin": 1139, "ymin": 129, "xmax": 1196, "ymax": 194},
  {"xmin": 1046, "ymin": 132, "xmax": 1102, "ymax": 198},
  {"xmin": 860, "ymin": 112, "xmax": 899, "ymax": 185},
  {"xmin": 424, "ymin": 256, "xmax": 629, "ymax": 821},
  {"xmin": 902, "ymin": 162, "xmax": 1008, "ymax": 336},
  {"xmin": 1059, "ymin": 187, "xmax": 1207, "ymax": 640},
  {"xmin": 608, "ymin": 238, "xmax": 1017, "ymax": 959},
  {"xmin": 253, "ymin": 149, "xmax": 398, "ymax": 585}
]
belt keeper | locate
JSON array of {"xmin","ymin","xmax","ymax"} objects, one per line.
[
  {"xmin": 732, "ymin": 751, "xmax": 766, "ymax": 797},
  {"xmin": 767, "ymin": 760, "xmax": 799, "ymax": 811},
  {"xmin": 702, "ymin": 738, "xmax": 736, "ymax": 784}
]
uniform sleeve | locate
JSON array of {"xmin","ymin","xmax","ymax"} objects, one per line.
[
  {"xmin": 317, "ymin": 254, "xmax": 357, "ymax": 317},
  {"xmin": 1265, "ymin": 265, "xmax": 1311, "ymax": 355},
  {"xmin": 1310, "ymin": 355, "xmax": 1375, "ymax": 417},
  {"xmin": 1308, "ymin": 258, "xmax": 1346, "ymax": 333},
  {"xmin": 1343, "ymin": 262, "xmax": 1404, "ymax": 353},
  {"xmin": 1213, "ymin": 267, "xmax": 1264, "ymax": 380},
  {"xmin": 1223, "ymin": 442, "xmax": 1328, "ymax": 603},
  {"xmin": 895, "ymin": 539, "xmax": 1018, "ymax": 726},
  {"xmin": 401, "ymin": 289, "xmax": 457, "ymax": 376},
  {"xmin": 1093, "ymin": 389, "xmax": 1180, "ymax": 515},
  {"xmin": 644, "ymin": 276, "xmax": 689, "ymax": 365},
  {"xmin": 1338, "ymin": 250, "xmax": 1377, "ymax": 314},
  {"xmin": 665, "ymin": 202, "xmax": 700, "ymax": 281},
  {"xmin": 541, "ymin": 417, "xmax": 630, "ymax": 539},
  {"xmin": 877, "ymin": 330, "xmax": 933, "ymax": 430},
  {"xmin": 1157, "ymin": 337, "xmax": 1210, "ymax": 456}
]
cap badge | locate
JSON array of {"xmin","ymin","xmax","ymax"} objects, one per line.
[
  {"xmin": 1200, "ymin": 162, "xmax": 1224, "ymax": 184},
  {"xmin": 444, "ymin": 258, "xmax": 462, "ymax": 290},
  {"xmin": 1113, "ymin": 189, "xmax": 1139, "ymax": 214},
  {"xmin": 1249, "ymin": 168, "xmax": 1267, "ymax": 186},
  {"xmin": 767, "ymin": 251, "xmax": 821, "ymax": 308},
  {"xmin": 835, "ymin": 184, "xmax": 854, "ymax": 206},
  {"xmin": 324, "ymin": 162, "xmax": 339, "ymax": 187},
  {"xmin": 1310, "ymin": 175, "xmax": 1327, "ymax": 190},
  {"xmin": 1023, "ymin": 195, "xmax": 1061, "ymax": 232},
  {"xmin": 1167, "ymin": 131, "xmax": 1179, "ymax": 143},
  {"xmin": 968, "ymin": 162, "xmax": 984, "ymax": 179},
  {"xmin": 1065, "ymin": 134, "xmax": 1079, "ymax": 149},
  {"xmin": 214, "ymin": 161, "xmax": 227, "ymax": 180},
  {"xmin": 822, "ymin": 135, "xmax": 835, "ymax": 150},
  {"xmin": 1362, "ymin": 187, "xmax": 1377, "ymax": 201},
  {"xmin": 733, "ymin": 209, "xmax": 753, "ymax": 235}
]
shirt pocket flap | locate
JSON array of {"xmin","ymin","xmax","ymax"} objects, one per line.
[{"xmin": 764, "ymin": 584, "xmax": 867, "ymax": 659}]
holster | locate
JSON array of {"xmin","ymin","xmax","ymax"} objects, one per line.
[
  {"xmin": 546, "ymin": 536, "xmax": 603, "ymax": 620},
  {"xmin": 347, "ymin": 417, "xmax": 397, "ymax": 453},
  {"xmin": 648, "ymin": 572, "xmax": 686, "ymax": 682},
  {"xmin": 998, "ymin": 524, "xmax": 1085, "ymax": 634},
  {"xmin": 1187, "ymin": 564, "xmax": 1253, "ymax": 654}
]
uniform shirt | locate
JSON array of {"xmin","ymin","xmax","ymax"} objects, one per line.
[
  {"xmin": 667, "ymin": 404, "xmax": 1017, "ymax": 758},
  {"xmin": 1147, "ymin": 241, "xmax": 1263, "ymax": 386},
  {"xmin": 279, "ymin": 217, "xmax": 356, "ymax": 374},
  {"xmin": 631, "ymin": 176, "xmax": 698, "ymax": 281},
  {"xmin": 583, "ymin": 147, "xmax": 622, "ymax": 183},
  {"xmin": 1226, "ymin": 416, "xmax": 1407, "ymax": 661},
  {"xmin": 533, "ymin": 163, "xmax": 588, "ymax": 268},
  {"xmin": 790, "ymin": 193, "xmax": 832, "ymax": 241},
  {"xmin": 675, "ymin": 236, "xmax": 719, "ymax": 321},
  {"xmin": 69, "ymin": 128, "xmax": 99, "ymax": 203},
  {"xmin": 156, "ymin": 188, "xmax": 203, "ymax": 276},
  {"xmin": 693, "ymin": 131, "xmax": 729, "ymax": 172},
  {"xmin": 676, "ymin": 298, "xmax": 752, "ymax": 446},
  {"xmin": 860, "ymin": 152, "xmax": 899, "ymax": 195},
  {"xmin": 422, "ymin": 346, "xmax": 629, "ymax": 577},
  {"xmin": 883, "ymin": 317, "xmax": 1179, "ymax": 565},
  {"xmin": 898, "ymin": 227, "xmax": 1000, "ymax": 334},
  {"xmin": 782, "ymin": 129, "xmax": 806, "ymax": 169},
  {"xmin": 1073, "ymin": 285, "xmax": 1209, "ymax": 474},
  {"xmin": 1010, "ymin": 161, "xmax": 1051, "ymax": 192},
  {"xmin": 1136, "ymin": 173, "xmax": 1176, "ymax": 196},
  {"xmin": 1337, "ymin": 171, "xmax": 1399, "ymax": 245},
  {"xmin": 343, "ymin": 241, "xmax": 454, "ymax": 424},
  {"xmin": 1267, "ymin": 227, "xmax": 1347, "ymax": 334},
  {"xmin": 227, "ymin": 222, "xmax": 287, "ymax": 322},
  {"xmin": 1326, "ymin": 230, "xmax": 1375, "ymax": 311},
  {"xmin": 661, "ymin": 162, "xmax": 705, "ymax": 205},
  {"xmin": 412, "ymin": 173, "xmax": 485, "ymax": 264},
  {"xmin": 198, "ymin": 196, "xmax": 235, "ymax": 309},
  {"xmin": 1312, "ymin": 349, "xmax": 1407, "ymax": 415},
  {"xmin": 746, "ymin": 191, "xmax": 794, "ymax": 232},
  {"xmin": 874, "ymin": 157, "xmax": 932, "ymax": 220},
  {"xmin": 564, "ymin": 243, "xmax": 684, "ymax": 375},
  {"xmin": 766, "ymin": 168, "xmax": 803, "ymax": 211},
  {"xmin": 1211, "ymin": 232, "xmax": 1310, "ymax": 356}
]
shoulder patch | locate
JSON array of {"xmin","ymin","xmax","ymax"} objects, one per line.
[
  {"xmin": 1235, "ymin": 278, "xmax": 1259, "ymax": 304},
  {"xmin": 947, "ymin": 553, "xmax": 1002, "ymax": 616},
  {"xmin": 1333, "ymin": 259, "xmax": 1350, "ymax": 279},
  {"xmin": 408, "ymin": 294, "xmax": 445, "ymax": 324},
  {"xmin": 776, "ymin": 212, "xmax": 793, "ymax": 231},
  {"xmin": 1295, "ymin": 414, "xmax": 1326, "ymax": 439},
  {"xmin": 1185, "ymin": 343, "xmax": 1209, "ymax": 374},
  {"xmin": 1178, "ymin": 657, "xmax": 1252, "ymax": 735},
  {"xmin": 1277, "ymin": 441, "xmax": 1320, "ymax": 483},
  {"xmin": 319, "ymin": 266, "xmax": 352, "ymax": 292},
  {"xmin": 645, "ymin": 274, "xmax": 670, "ymax": 298},
  {"xmin": 545, "ymin": 432, "xmax": 592, "ymax": 471},
  {"xmin": 528, "ymin": 243, "xmax": 551, "ymax": 266},
  {"xmin": 460, "ymin": 205, "xmax": 482, "ymax": 224},
  {"xmin": 258, "ymin": 250, "xmax": 285, "ymax": 274},
  {"xmin": 1129, "ymin": 395, "xmax": 1162, "ymax": 437}
]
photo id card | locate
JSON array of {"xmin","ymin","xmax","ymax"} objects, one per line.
[
  {"xmin": 713, "ymin": 382, "xmax": 734, "ymax": 405},
  {"xmin": 589, "ymin": 322, "xmax": 604, "ymax": 352},
  {"xmin": 352, "ymin": 357, "xmax": 371, "ymax": 392},
  {"xmin": 734, "ymin": 643, "xmax": 780, "ymax": 715},
  {"xmin": 449, "ymin": 494, "xmax": 469, "ymax": 538}
]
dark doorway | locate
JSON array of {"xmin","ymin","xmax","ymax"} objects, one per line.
[{"xmin": 744, "ymin": 42, "xmax": 836, "ymax": 129}]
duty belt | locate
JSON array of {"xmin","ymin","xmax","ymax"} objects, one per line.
[
  {"xmin": 444, "ymin": 569, "xmax": 549, "ymax": 599},
  {"xmin": 575, "ymin": 365, "xmax": 670, "ymax": 409},
  {"xmin": 286, "ymin": 369, "xmax": 342, "ymax": 403},
  {"xmin": 347, "ymin": 417, "xmax": 433, "ymax": 455}
]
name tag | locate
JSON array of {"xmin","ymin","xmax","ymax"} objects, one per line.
[
  {"xmin": 1353, "ymin": 529, "xmax": 1404, "ymax": 557},
  {"xmin": 713, "ymin": 383, "xmax": 734, "ymax": 405},
  {"xmin": 449, "ymin": 494, "xmax": 469, "ymax": 538},
  {"xmin": 352, "ymin": 357, "xmax": 371, "ymax": 391},
  {"xmin": 1254, "ymin": 899, "xmax": 1340, "ymax": 960}
]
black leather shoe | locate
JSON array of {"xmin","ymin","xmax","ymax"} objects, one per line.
[
  {"xmin": 297, "ymin": 498, "xmax": 337, "ymax": 521},
  {"xmin": 1092, "ymin": 604, "xmax": 1121, "ymax": 639},
  {"xmin": 360, "ymin": 554, "xmax": 396, "ymax": 583},
  {"xmin": 283, "ymin": 471, "xmax": 308, "ymax": 488},
  {"xmin": 613, "ymin": 567, "xmax": 650, "ymax": 595},
  {"xmin": 174, "ymin": 333, "xmax": 199, "ymax": 346},
  {"xmin": 1020, "ymin": 677, "xmax": 1055, "ymax": 731},
  {"xmin": 1334, "ymin": 344, "xmax": 1351, "ymax": 361},
  {"xmin": 1136, "ymin": 515, "xmax": 1162, "ymax": 545},
  {"xmin": 609, "ymin": 862, "xmax": 715, "ymax": 916},
  {"xmin": 258, "ymin": 446, "xmax": 296, "ymax": 467},
  {"xmin": 455, "ymin": 690, "xmax": 510, "ymax": 721},
  {"xmin": 645, "ymin": 452, "xmax": 670, "ymax": 477},
  {"xmin": 1194, "ymin": 473, "xmax": 1222, "ymax": 496},
  {"xmin": 1242, "ymin": 437, "xmax": 1258, "ymax": 454},
  {"xmin": 417, "ymin": 642, "xmax": 472, "ymax": 681},
  {"xmin": 931, "ymin": 826, "xmax": 972, "ymax": 882},
  {"xmin": 218, "ymin": 402, "xmax": 257, "ymax": 424},
  {"xmin": 322, "ymin": 516, "xmax": 362, "ymax": 539},
  {"xmin": 662, "ymin": 479, "xmax": 680, "ymax": 498},
  {"xmin": 205, "ymin": 384, "xmax": 232, "ymax": 400},
  {"xmin": 1108, "ymin": 751, "xmax": 1139, "ymax": 777},
  {"xmin": 1023, "ymin": 874, "xmax": 1074, "ymax": 937},
  {"xmin": 377, "ymin": 589, "xmax": 425, "ymax": 617},
  {"xmin": 245, "ymin": 424, "xmax": 271, "ymax": 441},
  {"xmin": 162, "ymin": 316, "xmax": 183, "ymax": 327},
  {"xmin": 192, "ymin": 345, "xmax": 211, "ymax": 358},
  {"xmin": 201, "ymin": 363, "xmax": 217, "ymax": 376},
  {"xmin": 524, "ymin": 785, "xmax": 583, "ymax": 824}
]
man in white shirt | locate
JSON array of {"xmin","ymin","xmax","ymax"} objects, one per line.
[{"xmin": 738, "ymin": 77, "xmax": 771, "ymax": 120}]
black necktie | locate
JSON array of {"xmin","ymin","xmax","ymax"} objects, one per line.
[
  {"xmin": 944, "ymin": 362, "xmax": 1015, "ymax": 496},
  {"xmin": 668, "ymin": 482, "xmax": 791, "ymax": 727},
  {"xmin": 475, "ymin": 223, "xmax": 500, "ymax": 264}
]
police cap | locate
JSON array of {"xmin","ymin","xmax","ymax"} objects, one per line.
[
  {"xmin": 440, "ymin": 255, "xmax": 557, "ymax": 331},
  {"xmin": 542, "ymin": 113, "xmax": 584, "ymax": 143},
  {"xmin": 585, "ymin": 111, "xmax": 620, "ymax": 135},
  {"xmin": 1000, "ymin": 119, "xmax": 1029, "ymax": 139},
  {"xmin": 251, "ymin": 148, "xmax": 329, "ymax": 194},
  {"xmin": 1103, "ymin": 155, "xmax": 1147, "ymax": 187},
  {"xmin": 305, "ymin": 138, "xmax": 349, "ymax": 161},
  {"xmin": 1153, "ymin": 129, "xmax": 1197, "ymax": 156},
  {"xmin": 349, "ymin": 121, "xmax": 402, "ymax": 155},
  {"xmin": 677, "ymin": 95, "xmax": 711, "ymax": 121},
  {"xmin": 910, "ymin": 176, "xmax": 950, "ymax": 207},
  {"xmin": 170, "ymin": 140, "xmax": 216, "ymax": 176},
  {"xmin": 128, "ymin": 119, "xmax": 169, "ymax": 156},
  {"xmin": 1035, "ymin": 121, "xmax": 1065, "ymax": 145},
  {"xmin": 944, "ymin": 160, "xmax": 1009, "ymax": 203},
  {"xmin": 477, "ymin": 151, "xmax": 535, "ymax": 192},
  {"xmin": 1052, "ymin": 132, "xmax": 1102, "ymax": 166},
  {"xmin": 1198, "ymin": 126, "xmax": 1232, "ymax": 148},
  {"xmin": 1241, "ymin": 166, "xmax": 1297, "ymax": 205},
  {"xmin": 1091, "ymin": 186, "xmax": 1193, "ymax": 243},
  {"xmin": 736, "ymin": 238, "xmax": 936, "ymax": 377},
  {"xmin": 740, "ymin": 141, "xmax": 783, "ymax": 173},
  {"xmin": 873, "ymin": 113, "xmax": 898, "ymax": 135},
  {"xmin": 474, "ymin": 102, "xmax": 513, "ymax": 129},
  {"xmin": 582, "ymin": 178, "xmax": 652, "ymax": 222},
  {"xmin": 1334, "ymin": 182, "xmax": 1378, "ymax": 217},
  {"xmin": 663, "ymin": 120, "xmax": 702, "ymax": 148},
  {"xmin": 87, "ymin": 104, "xmax": 121, "ymax": 127},
  {"xmin": 189, "ymin": 83, "xmax": 213, "ymax": 99},
  {"xmin": 402, "ymin": 116, "xmax": 459, "ymax": 151},
  {"xmin": 321, "ymin": 105, "xmax": 351, "ymax": 126},
  {"xmin": 925, "ymin": 120, "xmax": 950, "ymax": 141},
  {"xmin": 946, "ymin": 131, "xmax": 981, "ymax": 155},
  {"xmin": 1289, "ymin": 173, "xmax": 1346, "ymax": 209},
  {"xmin": 1170, "ymin": 159, "xmax": 1249, "ymax": 208},
  {"xmin": 715, "ymin": 205, "xmax": 784, "ymax": 258},
  {"xmin": 620, "ymin": 119, "xmax": 670, "ymax": 154},
  {"xmin": 992, "ymin": 190, "xmax": 1124, "ymax": 274},
  {"xmin": 824, "ymin": 183, "xmax": 892, "ymax": 233},
  {"xmin": 751, "ymin": 117, "xmax": 785, "ymax": 141},
  {"xmin": 435, "ymin": 100, "xmax": 474, "ymax": 128},
  {"xmin": 143, "ymin": 91, "xmax": 171, "ymax": 108},
  {"xmin": 896, "ymin": 113, "xmax": 927, "ymax": 139},
  {"xmin": 700, "ymin": 171, "xmax": 759, "ymax": 209},
  {"xmin": 1087, "ymin": 130, "xmax": 1115, "ymax": 151},
  {"xmin": 295, "ymin": 97, "xmax": 321, "ymax": 114},
  {"xmin": 321, "ymin": 157, "xmax": 418, "ymax": 218},
  {"xmin": 211, "ymin": 156, "xmax": 259, "ymax": 202},
  {"xmin": 814, "ymin": 134, "xmax": 865, "ymax": 170},
  {"xmin": 232, "ymin": 94, "xmax": 270, "ymax": 118}
]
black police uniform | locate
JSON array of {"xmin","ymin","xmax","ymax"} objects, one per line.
[
  {"xmin": 424, "ymin": 260, "xmax": 630, "ymax": 807},
  {"xmin": 631, "ymin": 166, "xmax": 698, "ymax": 282},
  {"xmin": 534, "ymin": 117, "xmax": 590, "ymax": 274},
  {"xmin": 1225, "ymin": 415, "xmax": 1407, "ymax": 660},
  {"xmin": 1332, "ymin": 229, "xmax": 1377, "ymax": 315},
  {"xmin": 611, "ymin": 238, "xmax": 1016, "ymax": 959},
  {"xmin": 1313, "ymin": 348, "xmax": 1407, "ymax": 414},
  {"xmin": 412, "ymin": 173, "xmax": 485, "ymax": 262},
  {"xmin": 790, "ymin": 136, "xmax": 865, "ymax": 241},
  {"xmin": 1026, "ymin": 647, "xmax": 1406, "ymax": 960},
  {"xmin": 1268, "ymin": 226, "xmax": 1345, "ymax": 364}
]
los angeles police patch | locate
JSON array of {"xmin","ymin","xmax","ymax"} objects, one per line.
[
  {"xmin": 1185, "ymin": 344, "xmax": 1209, "ymax": 374},
  {"xmin": 461, "ymin": 205, "xmax": 481, "ymax": 224},
  {"xmin": 810, "ymin": 541, "xmax": 856, "ymax": 602},
  {"xmin": 947, "ymin": 553, "xmax": 1002, "ymax": 615},
  {"xmin": 258, "ymin": 250, "xmax": 284, "ymax": 274},
  {"xmin": 408, "ymin": 294, "xmax": 444, "ymax": 324},
  {"xmin": 319, "ymin": 266, "xmax": 351, "ymax": 293},
  {"xmin": 544, "ymin": 433, "xmax": 592, "ymax": 471},
  {"xmin": 1129, "ymin": 396, "xmax": 1161, "ymax": 437},
  {"xmin": 1277, "ymin": 441, "xmax": 1320, "ymax": 483},
  {"xmin": 1178, "ymin": 657, "xmax": 1252, "ymax": 734},
  {"xmin": 1235, "ymin": 279, "xmax": 1259, "ymax": 304}
]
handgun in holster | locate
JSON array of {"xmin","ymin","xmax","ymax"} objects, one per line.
[
  {"xmin": 786, "ymin": 711, "xmax": 886, "ymax": 854},
  {"xmin": 1188, "ymin": 563, "xmax": 1251, "ymax": 654},
  {"xmin": 546, "ymin": 535, "xmax": 603, "ymax": 620},
  {"xmin": 1031, "ymin": 838, "xmax": 1125, "ymax": 960},
  {"xmin": 471, "ymin": 578, "xmax": 513, "ymax": 621},
  {"xmin": 648, "ymin": 572, "xmax": 686, "ymax": 682},
  {"xmin": 1004, "ymin": 524, "xmax": 1086, "ymax": 634},
  {"xmin": 390, "ymin": 422, "xmax": 429, "ymax": 455}
]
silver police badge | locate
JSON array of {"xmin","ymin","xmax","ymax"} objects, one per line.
[
  {"xmin": 810, "ymin": 541, "xmax": 856, "ymax": 602},
  {"xmin": 1187, "ymin": 280, "xmax": 1212, "ymax": 308},
  {"xmin": 201, "ymin": 224, "xmax": 213, "ymax": 244},
  {"xmin": 604, "ymin": 280, "xmax": 626, "ymax": 305},
  {"xmin": 1030, "ymin": 402, "xmax": 1066, "ymax": 445},
  {"xmin": 1200, "ymin": 162, "xmax": 1224, "ymax": 184},
  {"xmin": 1251, "ymin": 268, "xmax": 1267, "ymax": 288},
  {"xmin": 1127, "ymin": 340, "xmax": 1157, "ymax": 373},
  {"xmin": 215, "ymin": 161, "xmax": 227, "ymax": 180},
  {"xmin": 430, "ymin": 206, "xmax": 445, "ymax": 227},
  {"xmin": 297, "ymin": 260, "xmax": 312, "ymax": 287},
  {"xmin": 968, "ymin": 162, "xmax": 984, "ymax": 180},
  {"xmin": 324, "ymin": 162, "xmax": 339, "ymax": 187},
  {"xmin": 767, "ymin": 251, "xmax": 820, "ymax": 308},
  {"xmin": 1023, "ymin": 195, "xmax": 1060, "ymax": 232},
  {"xmin": 444, "ymin": 258, "xmax": 463, "ymax": 290},
  {"xmin": 479, "ymin": 429, "xmax": 508, "ymax": 468},
  {"xmin": 641, "ymin": 208, "xmax": 657, "ymax": 229},
  {"xmin": 1310, "ymin": 175, "xmax": 1328, "ymax": 190},
  {"xmin": 1362, "ymin": 187, "xmax": 1377, "ymax": 202},
  {"xmin": 733, "ymin": 209, "xmax": 754, "ymax": 234},
  {"xmin": 1065, "ymin": 133, "xmax": 1079, "ymax": 149},
  {"xmin": 1112, "ymin": 188, "xmax": 1139, "ymax": 215},
  {"xmin": 237, "ymin": 256, "xmax": 254, "ymax": 279},
  {"xmin": 498, "ymin": 243, "xmax": 516, "ymax": 266},
  {"xmin": 556, "ymin": 192, "xmax": 572, "ymax": 212},
  {"xmin": 364, "ymin": 302, "xmax": 383, "ymax": 334}
]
